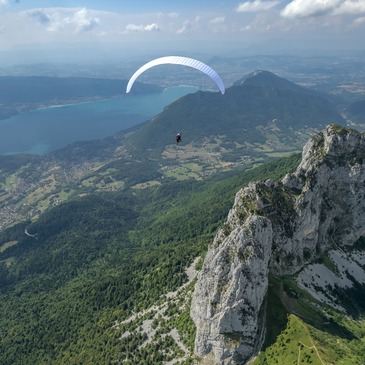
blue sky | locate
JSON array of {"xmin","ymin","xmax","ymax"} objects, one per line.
[{"xmin": 1, "ymin": 0, "xmax": 365, "ymax": 64}]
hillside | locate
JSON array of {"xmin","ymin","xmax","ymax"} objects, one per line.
[
  {"xmin": 0, "ymin": 154, "xmax": 301, "ymax": 365},
  {"xmin": 0, "ymin": 70, "xmax": 347, "ymax": 232},
  {"xmin": 234, "ymin": 69, "xmax": 309, "ymax": 92},
  {"xmin": 0, "ymin": 70, "xmax": 363, "ymax": 364},
  {"xmin": 128, "ymin": 70, "xmax": 345, "ymax": 156},
  {"xmin": 1, "ymin": 126, "xmax": 365, "ymax": 365},
  {"xmin": 192, "ymin": 125, "xmax": 365, "ymax": 364}
]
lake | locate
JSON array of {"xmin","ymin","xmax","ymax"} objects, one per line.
[{"xmin": 0, "ymin": 86, "xmax": 198, "ymax": 155}]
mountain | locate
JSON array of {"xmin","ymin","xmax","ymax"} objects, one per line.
[
  {"xmin": 233, "ymin": 70, "xmax": 306, "ymax": 92},
  {"xmin": 128, "ymin": 70, "xmax": 344, "ymax": 154},
  {"xmin": 0, "ymin": 152, "xmax": 301, "ymax": 365},
  {"xmin": 0, "ymin": 70, "xmax": 364, "ymax": 364},
  {"xmin": 0, "ymin": 71, "xmax": 346, "ymax": 232},
  {"xmin": 191, "ymin": 124, "xmax": 365, "ymax": 364},
  {"xmin": 1, "ymin": 122, "xmax": 365, "ymax": 364}
]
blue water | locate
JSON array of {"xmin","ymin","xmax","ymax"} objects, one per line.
[{"xmin": 0, "ymin": 86, "xmax": 198, "ymax": 155}]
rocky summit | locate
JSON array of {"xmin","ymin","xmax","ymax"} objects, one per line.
[{"xmin": 191, "ymin": 124, "xmax": 365, "ymax": 364}]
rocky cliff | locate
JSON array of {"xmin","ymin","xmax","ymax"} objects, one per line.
[{"xmin": 191, "ymin": 124, "xmax": 365, "ymax": 364}]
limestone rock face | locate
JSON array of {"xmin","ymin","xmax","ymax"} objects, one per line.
[
  {"xmin": 191, "ymin": 215, "xmax": 272, "ymax": 364},
  {"xmin": 191, "ymin": 125, "xmax": 365, "ymax": 364}
]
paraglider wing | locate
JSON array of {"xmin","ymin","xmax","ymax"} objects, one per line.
[{"xmin": 126, "ymin": 56, "xmax": 225, "ymax": 94}]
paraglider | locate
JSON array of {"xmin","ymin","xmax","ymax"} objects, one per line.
[
  {"xmin": 126, "ymin": 56, "xmax": 225, "ymax": 95},
  {"xmin": 176, "ymin": 133, "xmax": 182, "ymax": 144}
]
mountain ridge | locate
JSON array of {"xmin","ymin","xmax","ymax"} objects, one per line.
[
  {"xmin": 191, "ymin": 124, "xmax": 365, "ymax": 364},
  {"xmin": 234, "ymin": 70, "xmax": 305, "ymax": 91},
  {"xmin": 128, "ymin": 70, "xmax": 344, "ymax": 153},
  {"xmin": 0, "ymin": 76, "xmax": 162, "ymax": 119}
]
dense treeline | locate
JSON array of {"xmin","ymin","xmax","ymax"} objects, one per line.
[
  {"xmin": 0, "ymin": 154, "xmax": 38, "ymax": 175},
  {"xmin": 96, "ymin": 158, "xmax": 162, "ymax": 186},
  {"xmin": 0, "ymin": 154, "xmax": 301, "ymax": 364},
  {"xmin": 1, "ymin": 194, "xmax": 138, "ymax": 290}
]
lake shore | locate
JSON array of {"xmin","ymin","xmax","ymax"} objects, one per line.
[{"xmin": 0, "ymin": 86, "xmax": 198, "ymax": 155}]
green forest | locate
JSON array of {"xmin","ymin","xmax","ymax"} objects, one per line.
[{"xmin": 0, "ymin": 154, "xmax": 301, "ymax": 365}]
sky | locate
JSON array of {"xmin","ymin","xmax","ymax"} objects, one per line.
[{"xmin": 0, "ymin": 0, "xmax": 365, "ymax": 64}]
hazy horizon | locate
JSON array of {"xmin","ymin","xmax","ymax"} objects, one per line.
[{"xmin": 0, "ymin": 1, "xmax": 364, "ymax": 67}]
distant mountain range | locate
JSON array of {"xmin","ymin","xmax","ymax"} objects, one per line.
[
  {"xmin": 0, "ymin": 76, "xmax": 162, "ymax": 119},
  {"xmin": 0, "ymin": 76, "xmax": 162, "ymax": 104}
]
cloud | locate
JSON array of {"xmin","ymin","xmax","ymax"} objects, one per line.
[
  {"xmin": 352, "ymin": 15, "xmax": 365, "ymax": 25},
  {"xmin": 334, "ymin": 0, "xmax": 365, "ymax": 15},
  {"xmin": 0, "ymin": 0, "xmax": 7, "ymax": 6},
  {"xmin": 157, "ymin": 11, "xmax": 179, "ymax": 20},
  {"xmin": 72, "ymin": 8, "xmax": 99, "ymax": 32},
  {"xmin": 281, "ymin": 0, "xmax": 341, "ymax": 18},
  {"xmin": 281, "ymin": 0, "xmax": 365, "ymax": 19},
  {"xmin": 145, "ymin": 23, "xmax": 160, "ymax": 31},
  {"xmin": 176, "ymin": 16, "xmax": 201, "ymax": 34},
  {"xmin": 125, "ymin": 22, "xmax": 160, "ymax": 32},
  {"xmin": 240, "ymin": 12, "xmax": 282, "ymax": 32},
  {"xmin": 236, "ymin": 0, "xmax": 281, "ymax": 12},
  {"xmin": 177, "ymin": 20, "xmax": 190, "ymax": 34},
  {"xmin": 166, "ymin": 12, "xmax": 179, "ymax": 19},
  {"xmin": 210, "ymin": 16, "xmax": 225, "ymax": 24},
  {"xmin": 27, "ymin": 8, "xmax": 99, "ymax": 33},
  {"xmin": 27, "ymin": 9, "xmax": 50, "ymax": 24}
]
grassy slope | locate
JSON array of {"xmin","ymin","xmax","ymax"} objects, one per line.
[
  {"xmin": 254, "ymin": 313, "xmax": 365, "ymax": 365},
  {"xmin": 254, "ymin": 276, "xmax": 365, "ymax": 365}
]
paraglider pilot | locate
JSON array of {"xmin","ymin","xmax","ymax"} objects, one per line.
[{"xmin": 176, "ymin": 133, "xmax": 182, "ymax": 144}]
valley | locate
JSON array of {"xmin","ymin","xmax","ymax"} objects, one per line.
[
  {"xmin": 0, "ymin": 151, "xmax": 302, "ymax": 365},
  {"xmin": 0, "ymin": 66, "xmax": 365, "ymax": 365},
  {"xmin": 1, "ymin": 70, "xmax": 331, "ymax": 230},
  {"xmin": 0, "ymin": 121, "xmax": 310, "ymax": 231}
]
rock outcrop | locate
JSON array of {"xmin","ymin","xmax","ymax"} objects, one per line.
[{"xmin": 191, "ymin": 125, "xmax": 365, "ymax": 364}]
